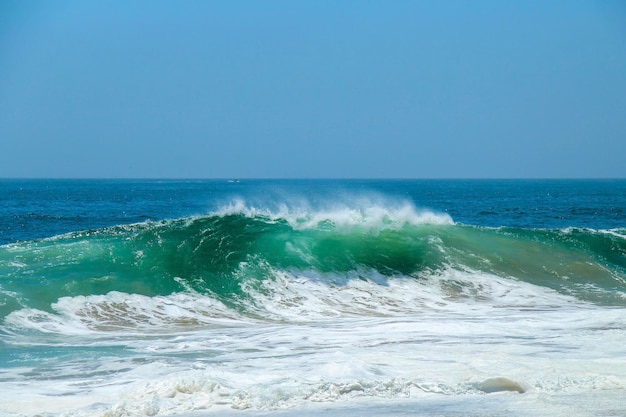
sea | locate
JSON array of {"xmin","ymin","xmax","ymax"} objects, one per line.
[{"xmin": 0, "ymin": 179, "xmax": 625, "ymax": 417}]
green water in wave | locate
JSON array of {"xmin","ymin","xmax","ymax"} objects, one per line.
[
  {"xmin": 1, "ymin": 214, "xmax": 625, "ymax": 318},
  {"xmin": 437, "ymin": 226, "xmax": 626, "ymax": 303}
]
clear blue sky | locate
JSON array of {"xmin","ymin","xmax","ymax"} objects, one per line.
[{"xmin": 1, "ymin": 0, "xmax": 625, "ymax": 178}]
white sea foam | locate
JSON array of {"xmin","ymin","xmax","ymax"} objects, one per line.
[
  {"xmin": 3, "ymin": 267, "xmax": 580, "ymax": 336},
  {"xmin": 3, "ymin": 301, "xmax": 626, "ymax": 417},
  {"xmin": 235, "ymin": 264, "xmax": 586, "ymax": 323},
  {"xmin": 3, "ymin": 291, "xmax": 250, "ymax": 336}
]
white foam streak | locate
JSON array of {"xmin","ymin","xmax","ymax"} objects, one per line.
[
  {"xmin": 601, "ymin": 228, "xmax": 626, "ymax": 240},
  {"xmin": 3, "ymin": 291, "xmax": 249, "ymax": 336}
]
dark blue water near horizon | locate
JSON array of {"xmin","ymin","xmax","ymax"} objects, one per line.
[{"xmin": 1, "ymin": 179, "xmax": 624, "ymax": 245}]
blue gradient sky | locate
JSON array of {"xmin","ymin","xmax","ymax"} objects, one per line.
[{"xmin": 1, "ymin": 1, "xmax": 625, "ymax": 178}]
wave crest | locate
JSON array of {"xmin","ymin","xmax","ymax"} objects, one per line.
[{"xmin": 215, "ymin": 197, "xmax": 454, "ymax": 231}]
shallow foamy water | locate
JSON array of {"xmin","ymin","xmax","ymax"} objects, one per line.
[{"xmin": 3, "ymin": 272, "xmax": 626, "ymax": 416}]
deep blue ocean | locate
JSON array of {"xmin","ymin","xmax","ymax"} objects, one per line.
[
  {"xmin": 1, "ymin": 179, "xmax": 625, "ymax": 417},
  {"xmin": 2, "ymin": 179, "xmax": 625, "ymax": 245}
]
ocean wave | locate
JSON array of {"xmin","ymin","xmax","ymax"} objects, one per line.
[
  {"xmin": 2, "ymin": 267, "xmax": 581, "ymax": 336},
  {"xmin": 0, "ymin": 201, "xmax": 625, "ymax": 326}
]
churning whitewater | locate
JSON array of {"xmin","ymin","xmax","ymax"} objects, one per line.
[{"xmin": 1, "ymin": 179, "xmax": 625, "ymax": 417}]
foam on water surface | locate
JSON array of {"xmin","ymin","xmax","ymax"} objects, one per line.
[
  {"xmin": 3, "ymin": 272, "xmax": 626, "ymax": 416},
  {"xmin": 3, "ymin": 304, "xmax": 626, "ymax": 416}
]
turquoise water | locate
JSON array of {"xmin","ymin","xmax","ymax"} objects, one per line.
[{"xmin": 1, "ymin": 179, "xmax": 625, "ymax": 416}]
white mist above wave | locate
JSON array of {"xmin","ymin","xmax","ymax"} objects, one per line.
[{"xmin": 215, "ymin": 196, "xmax": 454, "ymax": 230}]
